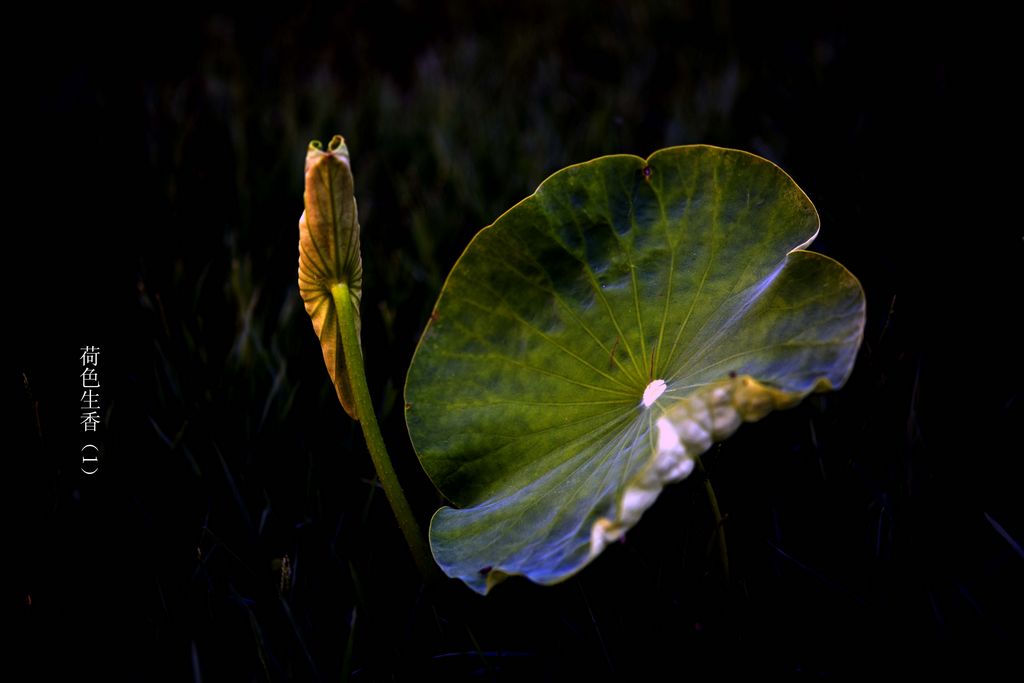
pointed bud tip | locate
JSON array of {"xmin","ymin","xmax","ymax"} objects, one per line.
[
  {"xmin": 306, "ymin": 135, "xmax": 351, "ymax": 174},
  {"xmin": 327, "ymin": 135, "xmax": 346, "ymax": 153}
]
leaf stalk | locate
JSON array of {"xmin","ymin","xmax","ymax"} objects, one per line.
[{"xmin": 696, "ymin": 454, "xmax": 729, "ymax": 580}]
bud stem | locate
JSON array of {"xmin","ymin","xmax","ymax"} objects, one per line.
[{"xmin": 332, "ymin": 282, "xmax": 439, "ymax": 581}]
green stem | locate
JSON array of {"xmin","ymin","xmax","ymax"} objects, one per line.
[
  {"xmin": 696, "ymin": 455, "xmax": 729, "ymax": 580},
  {"xmin": 332, "ymin": 282, "xmax": 438, "ymax": 581}
]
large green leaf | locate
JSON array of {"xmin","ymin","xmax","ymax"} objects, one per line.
[
  {"xmin": 298, "ymin": 136, "xmax": 363, "ymax": 419},
  {"xmin": 405, "ymin": 145, "xmax": 865, "ymax": 594}
]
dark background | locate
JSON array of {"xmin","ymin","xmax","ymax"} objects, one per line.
[{"xmin": 12, "ymin": 2, "xmax": 1021, "ymax": 679}]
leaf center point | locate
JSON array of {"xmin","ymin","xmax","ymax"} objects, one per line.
[{"xmin": 642, "ymin": 379, "xmax": 667, "ymax": 408}]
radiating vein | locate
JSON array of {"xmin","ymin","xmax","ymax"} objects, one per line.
[
  {"xmin": 457, "ymin": 280, "xmax": 634, "ymax": 392},
  {"xmin": 678, "ymin": 338, "xmax": 846, "ymax": 384},
  {"xmin": 542, "ymin": 184, "xmax": 645, "ymax": 381},
  {"xmin": 470, "ymin": 244, "xmax": 637, "ymax": 389},
  {"xmin": 653, "ymin": 178, "xmax": 674, "ymax": 377},
  {"xmin": 606, "ymin": 170, "xmax": 649, "ymax": 379},
  {"xmin": 491, "ymin": 413, "xmax": 649, "ymax": 569},
  {"xmin": 664, "ymin": 155, "xmax": 721, "ymax": 374},
  {"xmin": 466, "ymin": 412, "xmax": 638, "ymax": 561},
  {"xmin": 439, "ymin": 319, "xmax": 635, "ymax": 398},
  {"xmin": 496, "ymin": 235, "xmax": 638, "ymax": 382}
]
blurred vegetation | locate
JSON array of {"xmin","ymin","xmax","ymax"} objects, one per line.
[{"xmin": 13, "ymin": 2, "xmax": 1020, "ymax": 680}]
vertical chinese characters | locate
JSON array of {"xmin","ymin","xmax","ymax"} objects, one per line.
[{"xmin": 80, "ymin": 346, "xmax": 101, "ymax": 474}]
